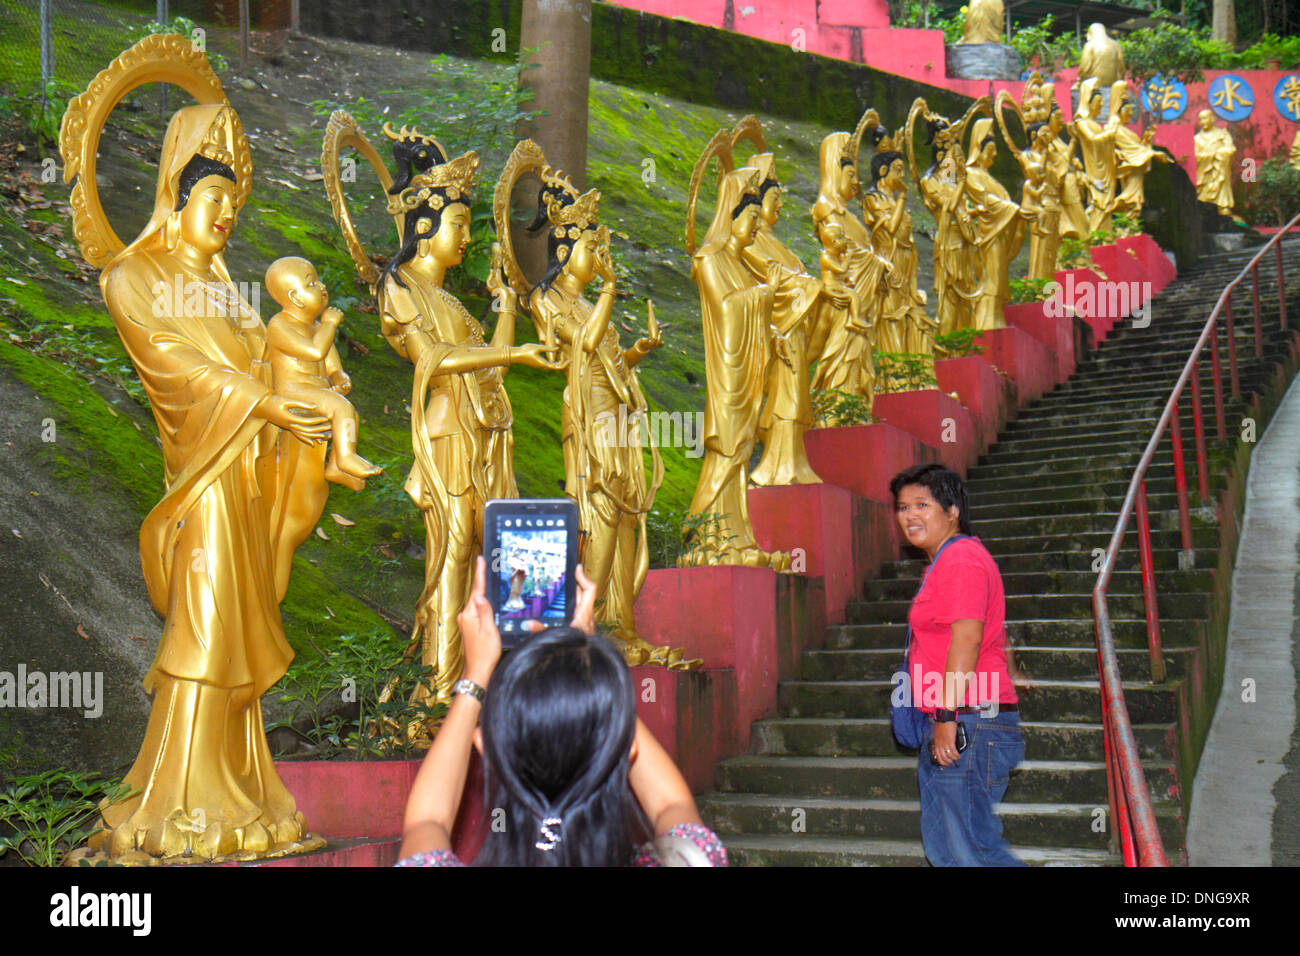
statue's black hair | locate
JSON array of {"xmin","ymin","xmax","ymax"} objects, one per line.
[{"xmin": 175, "ymin": 155, "xmax": 236, "ymax": 211}]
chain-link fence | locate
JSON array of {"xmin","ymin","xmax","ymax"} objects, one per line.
[{"xmin": 2, "ymin": 0, "xmax": 301, "ymax": 145}]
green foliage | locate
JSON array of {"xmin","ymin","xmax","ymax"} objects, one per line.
[
  {"xmin": 308, "ymin": 52, "xmax": 539, "ymax": 294},
  {"xmin": 127, "ymin": 17, "xmax": 229, "ymax": 73},
  {"xmin": 676, "ymin": 511, "xmax": 740, "ymax": 566},
  {"xmin": 1056, "ymin": 236, "xmax": 1091, "ymax": 270},
  {"xmin": 812, "ymin": 388, "xmax": 876, "ymax": 427},
  {"xmin": 930, "ymin": 8, "xmax": 967, "ymax": 45},
  {"xmin": 1007, "ymin": 17, "xmax": 1080, "ymax": 70},
  {"xmin": 1007, "ymin": 277, "xmax": 1054, "ymax": 305},
  {"xmin": 874, "ymin": 350, "xmax": 938, "ymax": 393},
  {"xmin": 0, "ymin": 80, "xmax": 78, "ymax": 146},
  {"xmin": 270, "ymin": 629, "xmax": 445, "ymax": 760},
  {"xmin": 10, "ymin": 320, "xmax": 147, "ymax": 407},
  {"xmin": 1239, "ymin": 159, "xmax": 1300, "ymax": 228},
  {"xmin": 0, "ymin": 770, "xmax": 134, "ymax": 866},
  {"xmin": 1120, "ymin": 13, "xmax": 1208, "ymax": 86},
  {"xmin": 1112, "ymin": 211, "xmax": 1142, "ymax": 238},
  {"xmin": 933, "ymin": 328, "xmax": 987, "ymax": 356},
  {"xmin": 646, "ymin": 505, "xmax": 690, "ymax": 570}
]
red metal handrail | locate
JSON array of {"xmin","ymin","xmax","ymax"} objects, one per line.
[{"xmin": 1091, "ymin": 215, "xmax": 1300, "ymax": 866}]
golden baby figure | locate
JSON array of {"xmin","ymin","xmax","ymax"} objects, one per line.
[{"xmin": 265, "ymin": 256, "xmax": 382, "ymax": 493}]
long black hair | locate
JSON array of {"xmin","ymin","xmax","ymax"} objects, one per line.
[
  {"xmin": 474, "ymin": 627, "xmax": 652, "ymax": 867},
  {"xmin": 377, "ymin": 198, "xmax": 446, "ymax": 292},
  {"xmin": 923, "ymin": 117, "xmax": 952, "ymax": 180},
  {"xmin": 889, "ymin": 462, "xmax": 974, "ymax": 535},
  {"xmin": 525, "ymin": 183, "xmax": 588, "ymax": 298},
  {"xmin": 378, "ymin": 137, "xmax": 455, "ymax": 291}
]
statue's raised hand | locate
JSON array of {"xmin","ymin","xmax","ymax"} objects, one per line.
[{"xmin": 487, "ymin": 242, "xmax": 517, "ymax": 315}]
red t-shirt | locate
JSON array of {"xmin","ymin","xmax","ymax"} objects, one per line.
[{"xmin": 906, "ymin": 536, "xmax": 1018, "ymax": 711}]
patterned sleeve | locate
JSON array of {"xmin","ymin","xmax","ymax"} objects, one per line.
[
  {"xmin": 633, "ymin": 823, "xmax": 729, "ymax": 867},
  {"xmin": 394, "ymin": 849, "xmax": 466, "ymax": 867}
]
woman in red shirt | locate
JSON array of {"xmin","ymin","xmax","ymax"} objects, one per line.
[{"xmin": 892, "ymin": 463, "xmax": 1025, "ymax": 866}]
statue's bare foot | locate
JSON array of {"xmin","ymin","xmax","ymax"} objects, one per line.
[{"xmin": 324, "ymin": 459, "xmax": 366, "ymax": 492}]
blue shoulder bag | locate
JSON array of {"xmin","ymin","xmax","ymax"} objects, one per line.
[{"xmin": 890, "ymin": 534, "xmax": 968, "ymax": 749}]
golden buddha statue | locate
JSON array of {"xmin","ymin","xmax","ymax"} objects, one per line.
[
  {"xmin": 1071, "ymin": 78, "xmax": 1119, "ymax": 233},
  {"xmin": 863, "ymin": 126, "xmax": 936, "ymax": 359},
  {"xmin": 906, "ymin": 98, "xmax": 986, "ymax": 335},
  {"xmin": 959, "ymin": 0, "xmax": 1005, "ymax": 45},
  {"xmin": 995, "ymin": 86, "xmax": 1059, "ymax": 281},
  {"xmin": 1041, "ymin": 97, "xmax": 1091, "ymax": 243},
  {"xmin": 1291, "ymin": 130, "xmax": 1300, "ymax": 172},
  {"xmin": 1078, "ymin": 23, "xmax": 1126, "ymax": 88},
  {"xmin": 680, "ymin": 163, "xmax": 791, "ymax": 571},
  {"xmin": 1194, "ymin": 109, "xmax": 1237, "ymax": 217},
  {"xmin": 964, "ymin": 117, "xmax": 1033, "ymax": 330},
  {"xmin": 58, "ymin": 35, "xmax": 361, "ymax": 862},
  {"xmin": 811, "ymin": 129, "xmax": 889, "ymax": 396},
  {"xmin": 1108, "ymin": 81, "xmax": 1173, "ymax": 223},
  {"xmin": 322, "ymin": 115, "xmax": 557, "ymax": 709},
  {"xmin": 493, "ymin": 141, "xmax": 696, "ymax": 669}
]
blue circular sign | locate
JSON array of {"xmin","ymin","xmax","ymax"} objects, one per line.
[
  {"xmin": 1274, "ymin": 75, "xmax": 1300, "ymax": 122},
  {"xmin": 1208, "ymin": 74, "xmax": 1254, "ymax": 122},
  {"xmin": 1141, "ymin": 75, "xmax": 1188, "ymax": 122}
]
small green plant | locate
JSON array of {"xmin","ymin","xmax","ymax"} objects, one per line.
[
  {"xmin": 1007, "ymin": 16, "xmax": 1079, "ymax": 71},
  {"xmin": 1120, "ymin": 12, "xmax": 1207, "ymax": 87},
  {"xmin": 933, "ymin": 327, "xmax": 987, "ymax": 357},
  {"xmin": 1239, "ymin": 158, "xmax": 1300, "ymax": 228},
  {"xmin": 270, "ymin": 629, "xmax": 445, "ymax": 760},
  {"xmin": 646, "ymin": 505, "xmax": 689, "ymax": 570},
  {"xmin": 677, "ymin": 511, "xmax": 739, "ymax": 566},
  {"xmin": 812, "ymin": 388, "xmax": 876, "ymax": 428},
  {"xmin": 128, "ymin": 17, "xmax": 229, "ymax": 72},
  {"xmin": 1007, "ymin": 277, "xmax": 1054, "ymax": 305},
  {"xmin": 0, "ymin": 80, "xmax": 79, "ymax": 146},
  {"xmin": 0, "ymin": 770, "xmax": 134, "ymax": 866},
  {"xmin": 1111, "ymin": 211, "xmax": 1142, "ymax": 238},
  {"xmin": 874, "ymin": 350, "xmax": 938, "ymax": 393}
]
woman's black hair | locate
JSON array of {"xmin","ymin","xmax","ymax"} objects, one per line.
[
  {"xmin": 174, "ymin": 155, "xmax": 236, "ymax": 211},
  {"xmin": 889, "ymin": 462, "xmax": 973, "ymax": 535},
  {"xmin": 731, "ymin": 191, "xmax": 761, "ymax": 220},
  {"xmin": 377, "ymin": 198, "xmax": 446, "ymax": 292},
  {"xmin": 474, "ymin": 627, "xmax": 652, "ymax": 867},
  {"xmin": 870, "ymin": 150, "xmax": 905, "ymax": 183}
]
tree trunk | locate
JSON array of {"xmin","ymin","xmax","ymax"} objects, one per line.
[
  {"xmin": 1211, "ymin": 0, "xmax": 1237, "ymax": 48},
  {"xmin": 513, "ymin": 0, "xmax": 593, "ymax": 284}
]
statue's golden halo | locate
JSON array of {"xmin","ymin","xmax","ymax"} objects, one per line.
[
  {"xmin": 685, "ymin": 115, "xmax": 770, "ymax": 256},
  {"xmin": 59, "ymin": 33, "xmax": 252, "ymax": 270}
]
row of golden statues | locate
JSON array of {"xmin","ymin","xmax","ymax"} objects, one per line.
[{"xmin": 57, "ymin": 34, "xmax": 1192, "ymax": 863}]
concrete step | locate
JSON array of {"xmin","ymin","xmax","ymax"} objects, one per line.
[
  {"xmin": 715, "ymin": 754, "xmax": 1177, "ymax": 803},
  {"xmin": 716, "ymin": 833, "xmax": 1121, "ymax": 866},
  {"xmin": 750, "ymin": 718, "xmax": 1173, "ymax": 762},
  {"xmin": 777, "ymin": 679, "xmax": 1180, "ymax": 724},
  {"xmin": 826, "ymin": 617, "xmax": 1202, "ymax": 650},
  {"xmin": 697, "ymin": 793, "xmax": 1184, "ymax": 850},
  {"xmin": 846, "ymin": 591, "xmax": 1210, "ymax": 623},
  {"xmin": 799, "ymin": 645, "xmax": 1189, "ymax": 682}
]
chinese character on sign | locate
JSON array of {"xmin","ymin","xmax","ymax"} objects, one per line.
[
  {"xmin": 1275, "ymin": 76, "xmax": 1300, "ymax": 122},
  {"xmin": 1142, "ymin": 74, "xmax": 1188, "ymax": 122},
  {"xmin": 1208, "ymin": 75, "xmax": 1254, "ymax": 122}
]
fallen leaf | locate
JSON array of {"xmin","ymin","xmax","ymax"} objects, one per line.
[
  {"xmin": 329, "ymin": 513, "xmax": 355, "ymax": 526},
  {"xmin": 315, "ymin": 527, "xmax": 329, "ymax": 540},
  {"xmin": 105, "ymin": 406, "xmax": 117, "ymax": 417},
  {"xmin": 77, "ymin": 625, "xmax": 90, "ymax": 640},
  {"xmin": 11, "ymin": 528, "xmax": 19, "ymax": 538},
  {"xmin": 128, "ymin": 634, "xmax": 147, "ymax": 643}
]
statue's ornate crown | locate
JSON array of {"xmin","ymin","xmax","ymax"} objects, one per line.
[
  {"xmin": 875, "ymin": 128, "xmax": 902, "ymax": 153},
  {"xmin": 198, "ymin": 111, "xmax": 234, "ymax": 167},
  {"xmin": 386, "ymin": 151, "xmax": 480, "ymax": 215},
  {"xmin": 540, "ymin": 164, "xmax": 601, "ymax": 240},
  {"xmin": 382, "ymin": 122, "xmax": 443, "ymax": 149}
]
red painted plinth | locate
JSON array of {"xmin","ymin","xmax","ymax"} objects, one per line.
[
  {"xmin": 1049, "ymin": 267, "xmax": 1127, "ymax": 344},
  {"xmin": 278, "ymin": 758, "xmax": 416, "ymax": 840},
  {"xmin": 749, "ymin": 482, "xmax": 858, "ymax": 625},
  {"xmin": 975, "ymin": 326, "xmax": 1058, "ymax": 406},
  {"xmin": 871, "ymin": 389, "xmax": 979, "ymax": 475},
  {"xmin": 634, "ymin": 566, "xmax": 778, "ymax": 752},
  {"xmin": 935, "ymin": 355, "xmax": 1015, "ymax": 453},
  {"xmin": 805, "ymin": 422, "xmax": 938, "ymax": 503},
  {"xmin": 632, "ymin": 665, "xmax": 739, "ymax": 793},
  {"xmin": 1002, "ymin": 303, "xmax": 1083, "ymax": 384}
]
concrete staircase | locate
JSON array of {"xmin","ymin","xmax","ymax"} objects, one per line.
[{"xmin": 699, "ymin": 240, "xmax": 1300, "ymax": 865}]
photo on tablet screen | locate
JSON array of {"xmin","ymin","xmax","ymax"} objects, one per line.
[{"xmin": 494, "ymin": 523, "xmax": 569, "ymax": 634}]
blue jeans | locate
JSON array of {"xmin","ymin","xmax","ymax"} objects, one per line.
[{"xmin": 917, "ymin": 710, "xmax": 1026, "ymax": 866}]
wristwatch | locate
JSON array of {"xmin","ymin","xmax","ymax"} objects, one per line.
[
  {"xmin": 934, "ymin": 708, "xmax": 957, "ymax": 723},
  {"xmin": 453, "ymin": 678, "xmax": 486, "ymax": 703}
]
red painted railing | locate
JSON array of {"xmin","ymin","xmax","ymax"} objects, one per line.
[{"xmin": 1091, "ymin": 215, "xmax": 1299, "ymax": 866}]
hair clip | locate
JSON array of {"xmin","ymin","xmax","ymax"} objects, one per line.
[{"xmin": 535, "ymin": 817, "xmax": 564, "ymax": 852}]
